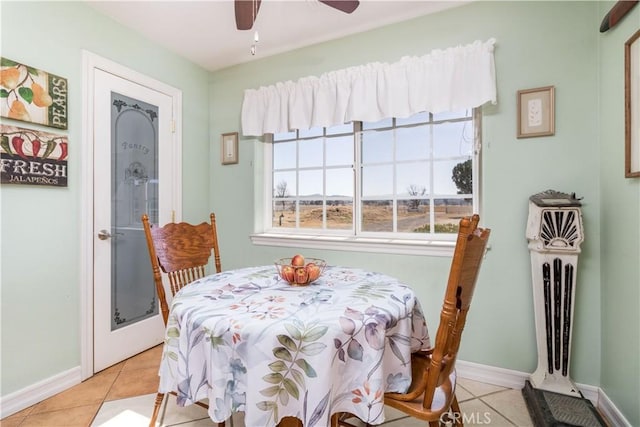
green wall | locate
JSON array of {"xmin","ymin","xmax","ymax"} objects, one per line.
[
  {"xmin": 1, "ymin": 1, "xmax": 638, "ymax": 425},
  {"xmin": 0, "ymin": 0, "xmax": 210, "ymax": 395},
  {"xmin": 210, "ymin": 2, "xmax": 637, "ymax": 425},
  {"xmin": 597, "ymin": 1, "xmax": 640, "ymax": 424}
]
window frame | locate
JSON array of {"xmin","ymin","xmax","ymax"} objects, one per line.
[{"xmin": 251, "ymin": 109, "xmax": 482, "ymax": 257}]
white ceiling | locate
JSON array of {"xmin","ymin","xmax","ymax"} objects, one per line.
[{"xmin": 86, "ymin": 0, "xmax": 470, "ymax": 72}]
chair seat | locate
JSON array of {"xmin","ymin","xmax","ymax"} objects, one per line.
[{"xmin": 433, "ymin": 369, "xmax": 457, "ymax": 412}]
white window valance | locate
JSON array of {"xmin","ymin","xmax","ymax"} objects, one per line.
[{"xmin": 241, "ymin": 38, "xmax": 496, "ymax": 137}]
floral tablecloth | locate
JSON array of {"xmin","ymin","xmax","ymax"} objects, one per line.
[{"xmin": 158, "ymin": 265, "xmax": 430, "ymax": 426}]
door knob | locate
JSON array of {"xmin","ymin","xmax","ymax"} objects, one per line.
[{"xmin": 97, "ymin": 229, "xmax": 124, "ymax": 240}]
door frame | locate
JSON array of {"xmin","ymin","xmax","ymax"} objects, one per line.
[{"xmin": 80, "ymin": 51, "xmax": 182, "ymax": 380}]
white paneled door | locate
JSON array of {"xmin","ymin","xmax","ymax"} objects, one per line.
[{"xmin": 92, "ymin": 68, "xmax": 176, "ymax": 372}]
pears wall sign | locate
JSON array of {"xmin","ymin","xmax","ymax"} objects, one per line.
[{"xmin": 0, "ymin": 58, "xmax": 68, "ymax": 130}]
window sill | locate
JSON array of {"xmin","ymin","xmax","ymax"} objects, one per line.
[{"xmin": 250, "ymin": 233, "xmax": 456, "ymax": 257}]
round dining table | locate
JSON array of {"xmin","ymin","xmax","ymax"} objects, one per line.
[{"xmin": 158, "ymin": 264, "xmax": 430, "ymax": 426}]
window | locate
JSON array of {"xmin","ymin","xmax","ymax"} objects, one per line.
[{"xmin": 256, "ymin": 109, "xmax": 481, "ymax": 255}]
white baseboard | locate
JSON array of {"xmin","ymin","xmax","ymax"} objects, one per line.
[
  {"xmin": 456, "ymin": 359, "xmax": 528, "ymax": 390},
  {"xmin": 597, "ymin": 387, "xmax": 632, "ymax": 427},
  {"xmin": 0, "ymin": 366, "xmax": 82, "ymax": 419},
  {"xmin": 456, "ymin": 360, "xmax": 629, "ymax": 426}
]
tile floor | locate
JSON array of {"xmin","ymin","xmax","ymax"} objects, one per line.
[{"xmin": 1, "ymin": 345, "xmax": 535, "ymax": 426}]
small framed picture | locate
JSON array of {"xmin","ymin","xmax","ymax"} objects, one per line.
[
  {"xmin": 517, "ymin": 86, "xmax": 555, "ymax": 138},
  {"xmin": 221, "ymin": 132, "xmax": 238, "ymax": 165},
  {"xmin": 625, "ymin": 30, "xmax": 640, "ymax": 178}
]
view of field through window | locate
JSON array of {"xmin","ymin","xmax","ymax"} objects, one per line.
[{"xmin": 271, "ymin": 110, "xmax": 476, "ymax": 237}]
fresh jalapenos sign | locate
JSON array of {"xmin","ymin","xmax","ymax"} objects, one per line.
[
  {"xmin": 1, "ymin": 57, "xmax": 68, "ymax": 130},
  {"xmin": 0, "ymin": 125, "xmax": 68, "ymax": 187}
]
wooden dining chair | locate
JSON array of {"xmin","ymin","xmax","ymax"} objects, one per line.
[
  {"xmin": 335, "ymin": 214, "xmax": 490, "ymax": 427},
  {"xmin": 142, "ymin": 213, "xmax": 223, "ymax": 427}
]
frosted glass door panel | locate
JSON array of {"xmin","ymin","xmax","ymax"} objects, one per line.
[{"xmin": 110, "ymin": 92, "xmax": 158, "ymax": 330}]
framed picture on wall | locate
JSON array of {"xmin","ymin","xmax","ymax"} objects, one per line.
[
  {"xmin": 517, "ymin": 86, "xmax": 555, "ymax": 138},
  {"xmin": 221, "ymin": 132, "xmax": 238, "ymax": 165},
  {"xmin": 625, "ymin": 29, "xmax": 640, "ymax": 178}
]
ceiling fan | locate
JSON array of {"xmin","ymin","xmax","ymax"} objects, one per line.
[{"xmin": 235, "ymin": 0, "xmax": 360, "ymax": 30}]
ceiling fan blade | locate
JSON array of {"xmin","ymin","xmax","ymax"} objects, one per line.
[
  {"xmin": 318, "ymin": 0, "xmax": 360, "ymax": 14},
  {"xmin": 599, "ymin": 0, "xmax": 638, "ymax": 32},
  {"xmin": 235, "ymin": 0, "xmax": 262, "ymax": 30}
]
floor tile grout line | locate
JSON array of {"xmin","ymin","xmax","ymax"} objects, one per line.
[
  {"xmin": 458, "ymin": 387, "xmax": 513, "ymax": 401},
  {"xmin": 477, "ymin": 395, "xmax": 519, "ymax": 426},
  {"xmin": 456, "ymin": 382, "xmax": 505, "ymax": 402},
  {"xmin": 13, "ymin": 402, "xmax": 105, "ymax": 427},
  {"xmin": 475, "ymin": 388, "xmax": 516, "ymax": 399},
  {"xmin": 456, "ymin": 383, "xmax": 472, "ymax": 395},
  {"xmin": 102, "ymin": 362, "xmax": 125, "ymax": 404},
  {"xmin": 454, "ymin": 383, "xmax": 478, "ymax": 403},
  {"xmin": 13, "ymin": 415, "xmax": 25, "ymax": 427},
  {"xmin": 13, "ymin": 370, "xmax": 120, "ymax": 423},
  {"xmin": 89, "ymin": 362, "xmax": 127, "ymax": 425}
]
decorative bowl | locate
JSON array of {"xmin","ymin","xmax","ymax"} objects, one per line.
[{"xmin": 275, "ymin": 257, "xmax": 327, "ymax": 286}]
